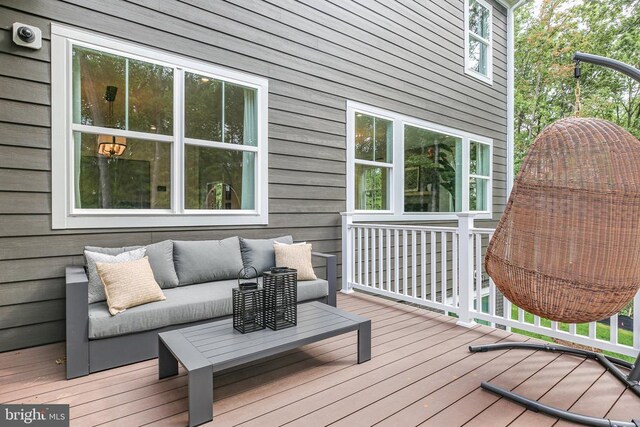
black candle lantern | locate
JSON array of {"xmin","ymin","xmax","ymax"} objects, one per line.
[
  {"xmin": 263, "ymin": 267, "xmax": 297, "ymax": 330},
  {"xmin": 232, "ymin": 266, "xmax": 264, "ymax": 334}
]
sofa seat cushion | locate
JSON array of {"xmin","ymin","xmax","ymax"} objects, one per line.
[{"xmin": 88, "ymin": 278, "xmax": 329, "ymax": 339}]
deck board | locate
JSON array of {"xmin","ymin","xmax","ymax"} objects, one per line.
[{"xmin": 0, "ymin": 292, "xmax": 638, "ymax": 426}]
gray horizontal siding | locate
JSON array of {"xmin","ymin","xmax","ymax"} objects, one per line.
[{"xmin": 0, "ymin": 0, "xmax": 508, "ymax": 351}]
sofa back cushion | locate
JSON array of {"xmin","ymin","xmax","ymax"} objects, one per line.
[
  {"xmin": 240, "ymin": 235, "xmax": 293, "ymax": 277},
  {"xmin": 173, "ymin": 237, "xmax": 244, "ymax": 285},
  {"xmin": 85, "ymin": 248, "xmax": 147, "ymax": 303},
  {"xmin": 85, "ymin": 245, "xmax": 142, "ymax": 256},
  {"xmin": 85, "ymin": 240, "xmax": 179, "ymax": 289}
]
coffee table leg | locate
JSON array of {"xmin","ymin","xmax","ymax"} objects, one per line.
[
  {"xmin": 158, "ymin": 338, "xmax": 178, "ymax": 379},
  {"xmin": 357, "ymin": 320, "xmax": 371, "ymax": 363},
  {"xmin": 188, "ymin": 365, "xmax": 213, "ymax": 427}
]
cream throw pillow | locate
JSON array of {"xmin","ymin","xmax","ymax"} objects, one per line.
[
  {"xmin": 96, "ymin": 257, "xmax": 166, "ymax": 315},
  {"xmin": 273, "ymin": 242, "xmax": 317, "ymax": 280}
]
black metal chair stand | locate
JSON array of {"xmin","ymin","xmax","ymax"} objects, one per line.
[{"xmin": 469, "ymin": 342, "xmax": 640, "ymax": 427}]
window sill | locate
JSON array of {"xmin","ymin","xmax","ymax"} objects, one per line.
[
  {"xmin": 52, "ymin": 212, "xmax": 269, "ymax": 229},
  {"xmin": 464, "ymin": 68, "xmax": 494, "ymax": 85}
]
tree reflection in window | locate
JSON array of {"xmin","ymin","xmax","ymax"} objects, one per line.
[{"xmin": 404, "ymin": 125, "xmax": 461, "ymax": 213}]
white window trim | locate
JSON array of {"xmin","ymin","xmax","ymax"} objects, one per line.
[
  {"xmin": 347, "ymin": 101, "xmax": 493, "ymax": 222},
  {"xmin": 464, "ymin": 0, "xmax": 494, "ymax": 85},
  {"xmin": 51, "ymin": 24, "xmax": 269, "ymax": 229}
]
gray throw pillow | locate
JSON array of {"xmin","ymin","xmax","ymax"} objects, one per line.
[
  {"xmin": 85, "ymin": 241, "xmax": 179, "ymax": 289},
  {"xmin": 240, "ymin": 236, "xmax": 293, "ymax": 277},
  {"xmin": 144, "ymin": 240, "xmax": 179, "ymax": 289},
  {"xmin": 173, "ymin": 237, "xmax": 244, "ymax": 285},
  {"xmin": 84, "ymin": 248, "xmax": 147, "ymax": 303}
]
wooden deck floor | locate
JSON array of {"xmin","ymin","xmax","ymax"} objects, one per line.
[{"xmin": 1, "ymin": 292, "xmax": 639, "ymax": 426}]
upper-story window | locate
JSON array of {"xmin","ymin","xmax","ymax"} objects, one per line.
[
  {"xmin": 465, "ymin": 0, "xmax": 493, "ymax": 84},
  {"xmin": 348, "ymin": 102, "xmax": 493, "ymax": 221},
  {"xmin": 51, "ymin": 25, "xmax": 268, "ymax": 228}
]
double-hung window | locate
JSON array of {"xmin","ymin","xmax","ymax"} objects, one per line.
[
  {"xmin": 465, "ymin": 0, "xmax": 493, "ymax": 84},
  {"xmin": 353, "ymin": 113, "xmax": 393, "ymax": 211},
  {"xmin": 51, "ymin": 25, "xmax": 268, "ymax": 228},
  {"xmin": 347, "ymin": 102, "xmax": 493, "ymax": 221}
]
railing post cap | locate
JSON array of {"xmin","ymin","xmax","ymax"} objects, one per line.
[{"xmin": 340, "ymin": 212, "xmax": 355, "ymax": 217}]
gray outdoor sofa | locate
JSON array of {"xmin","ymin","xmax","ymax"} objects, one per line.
[{"xmin": 65, "ymin": 236, "xmax": 337, "ymax": 379}]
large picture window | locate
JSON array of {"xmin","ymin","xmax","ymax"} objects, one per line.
[
  {"xmin": 51, "ymin": 25, "xmax": 268, "ymax": 228},
  {"xmin": 464, "ymin": 0, "xmax": 493, "ymax": 84},
  {"xmin": 348, "ymin": 102, "xmax": 493, "ymax": 221}
]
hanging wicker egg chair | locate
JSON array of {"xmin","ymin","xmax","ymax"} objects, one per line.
[{"xmin": 486, "ymin": 117, "xmax": 640, "ymax": 323}]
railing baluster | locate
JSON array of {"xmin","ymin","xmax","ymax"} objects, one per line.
[
  {"xmin": 452, "ymin": 232, "xmax": 458, "ymax": 309},
  {"xmin": 364, "ymin": 227, "xmax": 369, "ymax": 288},
  {"xmin": 504, "ymin": 296, "xmax": 512, "ymax": 332},
  {"xmin": 488, "ymin": 232, "xmax": 495, "ymax": 319},
  {"xmin": 569, "ymin": 324, "xmax": 577, "ymax": 335},
  {"xmin": 421, "ymin": 231, "xmax": 427, "ymax": 300},
  {"xmin": 394, "ymin": 229, "xmax": 400, "ymax": 294},
  {"xmin": 489, "ymin": 277, "xmax": 496, "ymax": 317},
  {"xmin": 402, "ymin": 230, "xmax": 408, "ymax": 296},
  {"xmin": 357, "ymin": 227, "xmax": 362, "ymax": 286},
  {"xmin": 386, "ymin": 229, "xmax": 391, "ymax": 293},
  {"xmin": 371, "ymin": 228, "xmax": 376, "ymax": 289},
  {"xmin": 610, "ymin": 314, "xmax": 618, "ymax": 345},
  {"xmin": 475, "ymin": 234, "xmax": 482, "ymax": 313},
  {"xmin": 588, "ymin": 321, "xmax": 596, "ymax": 340},
  {"xmin": 411, "ymin": 231, "xmax": 417, "ymax": 297},
  {"xmin": 378, "ymin": 229, "xmax": 383, "ymax": 289},
  {"xmin": 430, "ymin": 231, "xmax": 437, "ymax": 304},
  {"xmin": 441, "ymin": 232, "xmax": 447, "ymax": 305},
  {"xmin": 634, "ymin": 290, "xmax": 640, "ymax": 350},
  {"xmin": 351, "ymin": 224, "xmax": 356, "ymax": 284}
]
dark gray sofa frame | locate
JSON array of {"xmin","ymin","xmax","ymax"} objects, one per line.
[{"xmin": 66, "ymin": 252, "xmax": 337, "ymax": 379}]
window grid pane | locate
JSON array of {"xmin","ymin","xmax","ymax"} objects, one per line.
[
  {"xmin": 184, "ymin": 144, "xmax": 255, "ymax": 210},
  {"xmin": 469, "ymin": 0, "xmax": 490, "ymax": 39},
  {"xmin": 74, "ymin": 132, "xmax": 172, "ymax": 210},
  {"xmin": 470, "ymin": 177, "xmax": 489, "ymax": 211},
  {"xmin": 470, "ymin": 141, "xmax": 490, "ymax": 177},
  {"xmin": 355, "ymin": 113, "xmax": 393, "ymax": 163},
  {"xmin": 468, "ymin": 38, "xmax": 489, "ymax": 76},
  {"xmin": 72, "ymin": 46, "xmax": 173, "ymax": 135},
  {"xmin": 355, "ymin": 163, "xmax": 391, "ymax": 211}
]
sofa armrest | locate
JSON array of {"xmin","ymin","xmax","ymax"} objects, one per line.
[
  {"xmin": 66, "ymin": 265, "xmax": 90, "ymax": 379},
  {"xmin": 311, "ymin": 252, "xmax": 337, "ymax": 307}
]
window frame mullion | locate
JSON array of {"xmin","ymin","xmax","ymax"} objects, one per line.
[{"xmin": 174, "ymin": 67, "xmax": 185, "ymax": 214}]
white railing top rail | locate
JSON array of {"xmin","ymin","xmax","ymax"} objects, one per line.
[
  {"xmin": 349, "ymin": 222, "xmax": 459, "ymax": 234},
  {"xmin": 470, "ymin": 227, "xmax": 495, "ymax": 234}
]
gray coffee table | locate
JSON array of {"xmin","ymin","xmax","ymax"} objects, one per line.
[{"xmin": 158, "ymin": 301, "xmax": 371, "ymax": 426}]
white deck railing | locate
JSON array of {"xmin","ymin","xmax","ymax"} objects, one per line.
[{"xmin": 341, "ymin": 213, "xmax": 640, "ymax": 358}]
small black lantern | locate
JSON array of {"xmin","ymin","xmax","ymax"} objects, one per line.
[
  {"xmin": 232, "ymin": 266, "xmax": 264, "ymax": 334},
  {"xmin": 263, "ymin": 267, "xmax": 297, "ymax": 330}
]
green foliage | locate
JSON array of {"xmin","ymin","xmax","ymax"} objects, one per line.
[
  {"xmin": 514, "ymin": 0, "xmax": 640, "ymax": 175},
  {"xmin": 509, "ymin": 305, "xmax": 636, "ymax": 362}
]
